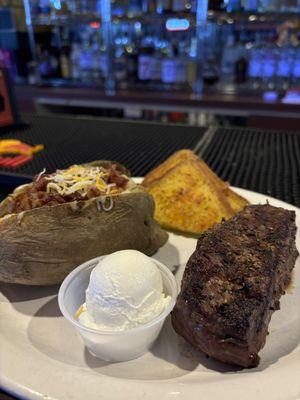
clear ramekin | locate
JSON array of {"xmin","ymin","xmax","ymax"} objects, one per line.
[{"xmin": 58, "ymin": 255, "xmax": 177, "ymax": 362}]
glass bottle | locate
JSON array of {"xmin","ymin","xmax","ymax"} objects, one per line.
[
  {"xmin": 276, "ymin": 32, "xmax": 294, "ymax": 90},
  {"xmin": 247, "ymin": 33, "xmax": 263, "ymax": 90},
  {"xmin": 60, "ymin": 46, "xmax": 71, "ymax": 79},
  {"xmin": 261, "ymin": 33, "xmax": 277, "ymax": 90},
  {"xmin": 220, "ymin": 33, "xmax": 238, "ymax": 85},
  {"xmin": 260, "ymin": 0, "xmax": 280, "ymax": 12},
  {"xmin": 161, "ymin": 41, "xmax": 176, "ymax": 84},
  {"xmin": 156, "ymin": 0, "xmax": 172, "ymax": 13},
  {"xmin": 70, "ymin": 42, "xmax": 81, "ymax": 80},
  {"xmin": 291, "ymin": 42, "xmax": 300, "ymax": 86},
  {"xmin": 39, "ymin": 0, "xmax": 51, "ymax": 15},
  {"xmin": 226, "ymin": 0, "xmax": 242, "ymax": 12},
  {"xmin": 138, "ymin": 47, "xmax": 153, "ymax": 82}
]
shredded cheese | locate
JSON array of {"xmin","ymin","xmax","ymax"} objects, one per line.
[{"xmin": 44, "ymin": 165, "xmax": 124, "ymax": 197}]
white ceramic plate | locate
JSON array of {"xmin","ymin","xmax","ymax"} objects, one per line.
[{"xmin": 0, "ymin": 187, "xmax": 299, "ymax": 400}]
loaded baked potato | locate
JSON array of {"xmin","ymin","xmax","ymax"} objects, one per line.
[{"xmin": 0, "ymin": 161, "xmax": 168, "ymax": 285}]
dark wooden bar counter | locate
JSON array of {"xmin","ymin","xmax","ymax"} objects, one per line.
[{"xmin": 15, "ymin": 85, "xmax": 300, "ymax": 131}]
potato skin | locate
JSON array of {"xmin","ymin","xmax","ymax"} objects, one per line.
[{"xmin": 0, "ymin": 188, "xmax": 168, "ymax": 285}]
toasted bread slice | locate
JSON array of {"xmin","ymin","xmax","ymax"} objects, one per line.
[
  {"xmin": 224, "ymin": 189, "xmax": 249, "ymax": 213},
  {"xmin": 143, "ymin": 149, "xmax": 197, "ymax": 187},
  {"xmin": 143, "ymin": 150, "xmax": 249, "ymax": 215},
  {"xmin": 146, "ymin": 160, "xmax": 235, "ymax": 235},
  {"xmin": 197, "ymin": 159, "xmax": 249, "ymax": 213}
]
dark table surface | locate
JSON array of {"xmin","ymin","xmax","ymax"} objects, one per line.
[{"xmin": 0, "ymin": 115, "xmax": 299, "ymax": 399}]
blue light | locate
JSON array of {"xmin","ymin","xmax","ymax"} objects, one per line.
[
  {"xmin": 157, "ymin": 4, "xmax": 163, "ymax": 14},
  {"xmin": 134, "ymin": 21, "xmax": 141, "ymax": 31},
  {"xmin": 166, "ymin": 18, "xmax": 190, "ymax": 32},
  {"xmin": 263, "ymin": 91, "xmax": 278, "ymax": 102},
  {"xmin": 53, "ymin": 0, "xmax": 61, "ymax": 10}
]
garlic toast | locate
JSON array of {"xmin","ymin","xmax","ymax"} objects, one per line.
[
  {"xmin": 143, "ymin": 149, "xmax": 197, "ymax": 187},
  {"xmin": 145, "ymin": 160, "xmax": 235, "ymax": 235},
  {"xmin": 197, "ymin": 159, "xmax": 249, "ymax": 213},
  {"xmin": 143, "ymin": 150, "xmax": 249, "ymax": 235}
]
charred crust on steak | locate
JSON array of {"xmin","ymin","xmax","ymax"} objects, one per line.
[{"xmin": 171, "ymin": 204, "xmax": 299, "ymax": 368}]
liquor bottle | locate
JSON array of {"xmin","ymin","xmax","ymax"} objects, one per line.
[
  {"xmin": 79, "ymin": 32, "xmax": 93, "ymax": 82},
  {"xmin": 128, "ymin": 0, "xmax": 142, "ymax": 15},
  {"xmin": 66, "ymin": 0, "xmax": 79, "ymax": 15},
  {"xmin": 141, "ymin": 0, "xmax": 156, "ymax": 13},
  {"xmin": 260, "ymin": 0, "xmax": 280, "ymax": 12},
  {"xmin": 31, "ymin": 0, "xmax": 40, "ymax": 19},
  {"xmin": 291, "ymin": 43, "xmax": 300, "ymax": 86},
  {"xmin": 126, "ymin": 44, "xmax": 138, "ymax": 83},
  {"xmin": 280, "ymin": 0, "xmax": 298, "ymax": 12},
  {"xmin": 114, "ymin": 31, "xmax": 127, "ymax": 83},
  {"xmin": 234, "ymin": 31, "xmax": 248, "ymax": 84},
  {"xmin": 111, "ymin": 0, "xmax": 127, "ymax": 16},
  {"xmin": 190, "ymin": 0, "xmax": 197, "ymax": 12},
  {"xmin": 174, "ymin": 45, "xmax": 187, "ymax": 84},
  {"xmin": 235, "ymin": 56, "xmax": 247, "ymax": 84},
  {"xmin": 161, "ymin": 43, "xmax": 176, "ymax": 84},
  {"xmin": 247, "ymin": 34, "xmax": 263, "ymax": 89},
  {"xmin": 60, "ymin": 46, "xmax": 71, "ymax": 79},
  {"xmin": 226, "ymin": 0, "xmax": 242, "ymax": 11},
  {"xmin": 39, "ymin": 47, "xmax": 58, "ymax": 78},
  {"xmin": 80, "ymin": 0, "xmax": 93, "ymax": 16},
  {"xmin": 187, "ymin": 58, "xmax": 196, "ymax": 87},
  {"xmin": 90, "ymin": 34, "xmax": 101, "ymax": 82},
  {"xmin": 151, "ymin": 46, "xmax": 162, "ymax": 82},
  {"xmin": 220, "ymin": 34, "xmax": 238, "ymax": 84},
  {"xmin": 156, "ymin": 0, "xmax": 172, "ymax": 13},
  {"xmin": 261, "ymin": 33, "xmax": 277, "ymax": 90},
  {"xmin": 50, "ymin": 0, "xmax": 70, "ymax": 17},
  {"xmin": 276, "ymin": 33, "xmax": 294, "ymax": 90},
  {"xmin": 70, "ymin": 42, "xmax": 81, "ymax": 80},
  {"xmin": 138, "ymin": 47, "xmax": 153, "ymax": 82},
  {"xmin": 39, "ymin": 0, "xmax": 51, "ymax": 15}
]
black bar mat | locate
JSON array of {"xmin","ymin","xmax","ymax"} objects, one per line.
[
  {"xmin": 200, "ymin": 127, "xmax": 300, "ymax": 207},
  {"xmin": 1, "ymin": 115, "xmax": 299, "ymax": 208},
  {"xmin": 0, "ymin": 114, "xmax": 204, "ymax": 187}
]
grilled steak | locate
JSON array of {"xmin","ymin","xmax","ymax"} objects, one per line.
[{"xmin": 171, "ymin": 204, "xmax": 298, "ymax": 368}]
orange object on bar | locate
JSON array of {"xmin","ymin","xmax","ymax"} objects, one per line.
[
  {"xmin": 0, "ymin": 139, "xmax": 43, "ymax": 168},
  {"xmin": 9, "ymin": 155, "xmax": 33, "ymax": 168}
]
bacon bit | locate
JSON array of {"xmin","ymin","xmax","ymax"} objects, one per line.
[
  {"xmin": 86, "ymin": 186, "xmax": 101, "ymax": 199},
  {"xmin": 108, "ymin": 164, "xmax": 128, "ymax": 189}
]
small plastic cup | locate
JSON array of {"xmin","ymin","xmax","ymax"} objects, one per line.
[{"xmin": 58, "ymin": 255, "xmax": 177, "ymax": 362}]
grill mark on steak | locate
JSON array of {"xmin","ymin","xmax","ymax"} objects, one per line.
[{"xmin": 171, "ymin": 204, "xmax": 298, "ymax": 368}]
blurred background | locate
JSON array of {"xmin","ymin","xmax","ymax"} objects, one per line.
[{"xmin": 0, "ymin": 0, "xmax": 300, "ymax": 129}]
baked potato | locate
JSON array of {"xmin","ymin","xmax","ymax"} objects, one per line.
[{"xmin": 0, "ymin": 161, "xmax": 168, "ymax": 285}]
